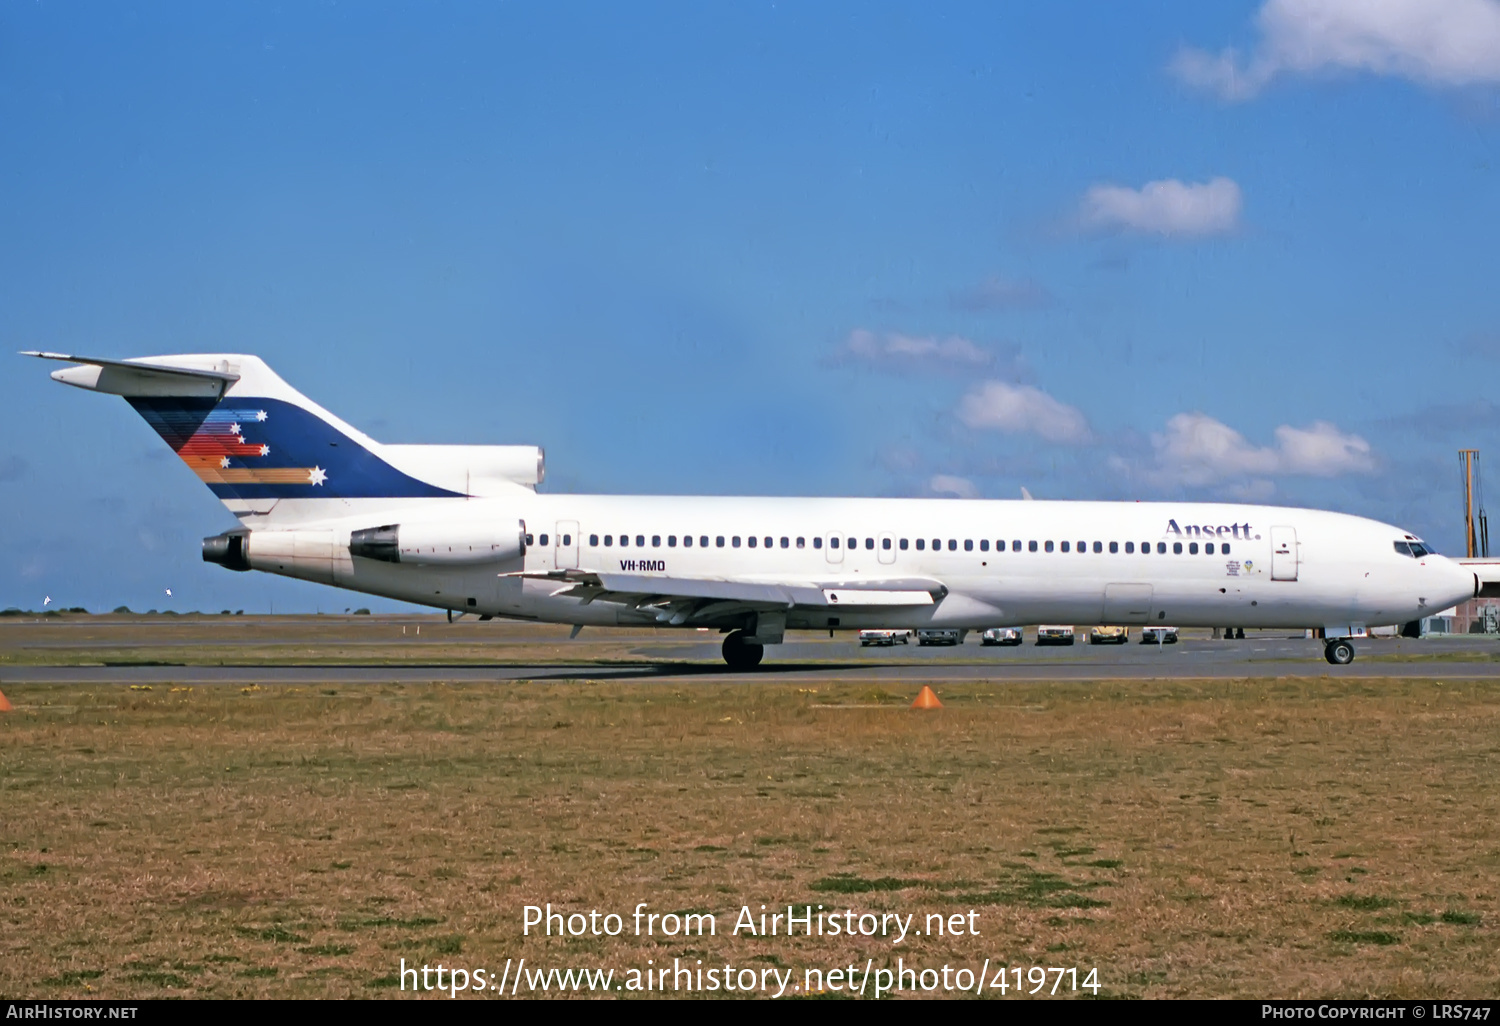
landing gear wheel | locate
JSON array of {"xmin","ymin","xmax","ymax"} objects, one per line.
[
  {"xmin": 1324, "ymin": 639, "xmax": 1355, "ymax": 665},
  {"xmin": 722, "ymin": 630, "xmax": 764, "ymax": 670}
]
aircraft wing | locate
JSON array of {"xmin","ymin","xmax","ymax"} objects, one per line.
[{"xmin": 506, "ymin": 568, "xmax": 945, "ymax": 622}]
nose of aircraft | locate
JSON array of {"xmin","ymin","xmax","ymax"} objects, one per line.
[{"xmin": 1434, "ymin": 556, "xmax": 1478, "ymax": 610}]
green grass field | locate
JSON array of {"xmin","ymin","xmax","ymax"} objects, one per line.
[{"xmin": 3, "ymin": 670, "xmax": 1497, "ymax": 999}]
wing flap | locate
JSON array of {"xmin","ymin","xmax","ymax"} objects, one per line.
[{"xmin": 507, "ymin": 569, "xmax": 942, "ymax": 609}]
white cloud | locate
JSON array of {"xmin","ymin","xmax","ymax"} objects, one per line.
[
  {"xmin": 1172, "ymin": 0, "xmax": 1500, "ymax": 100},
  {"xmin": 1079, "ymin": 178, "xmax": 1242, "ymax": 237},
  {"xmin": 831, "ymin": 329, "xmax": 995, "ymax": 371},
  {"xmin": 956, "ymin": 380, "xmax": 1092, "ymax": 444},
  {"xmin": 1134, "ymin": 412, "xmax": 1375, "ymax": 490},
  {"xmin": 1274, "ymin": 420, "xmax": 1377, "ymax": 475},
  {"xmin": 928, "ymin": 474, "xmax": 978, "ymax": 499}
]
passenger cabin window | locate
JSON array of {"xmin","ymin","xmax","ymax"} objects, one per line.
[
  {"xmin": 700, "ymin": 536, "xmax": 709, "ymax": 547},
  {"xmin": 948, "ymin": 539, "xmax": 958, "ymax": 551},
  {"xmin": 830, "ymin": 537, "xmax": 840, "ymax": 549},
  {"xmin": 1094, "ymin": 541, "xmax": 1103, "ymax": 553},
  {"xmin": 618, "ymin": 534, "xmax": 628, "ymax": 547},
  {"xmin": 882, "ymin": 538, "xmax": 891, "ymax": 550},
  {"xmin": 1204, "ymin": 542, "xmax": 1213, "ymax": 555},
  {"xmin": 635, "ymin": 535, "xmax": 645, "ymax": 547},
  {"xmin": 847, "ymin": 538, "xmax": 856, "ymax": 550},
  {"xmin": 813, "ymin": 537, "xmax": 823, "ymax": 549},
  {"xmin": 1028, "ymin": 540, "xmax": 1038, "ymax": 552},
  {"xmin": 865, "ymin": 538, "xmax": 875, "ymax": 550},
  {"xmin": 667, "ymin": 535, "xmax": 677, "ymax": 547},
  {"xmin": 732, "ymin": 536, "xmax": 741, "ymax": 548},
  {"xmin": 1108, "ymin": 541, "xmax": 1117, "ymax": 553},
  {"xmin": 748, "ymin": 537, "xmax": 757, "ymax": 548},
  {"xmin": 589, "ymin": 534, "xmax": 598, "ymax": 546},
  {"xmin": 931, "ymin": 538, "xmax": 940, "ymax": 550},
  {"xmin": 1013, "ymin": 540, "xmax": 1022, "ymax": 552},
  {"xmin": 1222, "ymin": 543, "xmax": 1231, "ymax": 554},
  {"xmin": 1061, "ymin": 541, "xmax": 1071, "ymax": 553},
  {"xmin": 1173, "ymin": 542, "xmax": 1183, "ymax": 554},
  {"xmin": 1077, "ymin": 541, "xmax": 1085, "ymax": 553},
  {"xmin": 683, "ymin": 536, "xmax": 692, "ymax": 547},
  {"xmin": 1044, "ymin": 541, "xmax": 1054, "ymax": 552},
  {"xmin": 916, "ymin": 539, "xmax": 925, "ymax": 551},
  {"xmin": 1124, "ymin": 542, "xmax": 1133, "ymax": 553},
  {"xmin": 540, "ymin": 534, "xmax": 549, "ymax": 546},
  {"xmin": 716, "ymin": 536, "xmax": 725, "ymax": 548},
  {"xmin": 1156, "ymin": 542, "xmax": 1166, "ymax": 554},
  {"xmin": 525, "ymin": 533, "xmax": 534, "ymax": 545},
  {"xmin": 765, "ymin": 537, "xmax": 773, "ymax": 548},
  {"xmin": 562, "ymin": 534, "xmax": 571, "ymax": 545},
  {"xmin": 1189, "ymin": 542, "xmax": 1198, "ymax": 554},
  {"xmin": 980, "ymin": 540, "xmax": 989, "ymax": 552},
  {"xmin": 899, "ymin": 539, "xmax": 908, "ymax": 550},
  {"xmin": 604, "ymin": 535, "xmax": 613, "ymax": 546}
]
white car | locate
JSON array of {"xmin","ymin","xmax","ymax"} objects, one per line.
[
  {"xmin": 916, "ymin": 628, "xmax": 962, "ymax": 646},
  {"xmin": 1140, "ymin": 626, "xmax": 1179, "ymax": 644},
  {"xmin": 1036, "ymin": 625, "xmax": 1076, "ymax": 646},
  {"xmin": 981, "ymin": 627, "xmax": 1023, "ymax": 646},
  {"xmin": 858, "ymin": 629, "xmax": 910, "ymax": 646}
]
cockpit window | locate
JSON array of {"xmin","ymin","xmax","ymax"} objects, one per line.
[{"xmin": 1394, "ymin": 540, "xmax": 1437, "ymax": 558}]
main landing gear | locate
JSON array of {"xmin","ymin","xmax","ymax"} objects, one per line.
[
  {"xmin": 1324, "ymin": 638, "xmax": 1356, "ymax": 665},
  {"xmin": 722, "ymin": 629, "xmax": 764, "ymax": 670}
]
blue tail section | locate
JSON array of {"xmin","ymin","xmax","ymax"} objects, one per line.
[{"xmin": 128, "ymin": 395, "xmax": 463, "ymax": 501}]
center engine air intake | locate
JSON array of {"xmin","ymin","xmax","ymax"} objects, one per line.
[{"xmin": 349, "ymin": 519, "xmax": 526, "ymax": 565}]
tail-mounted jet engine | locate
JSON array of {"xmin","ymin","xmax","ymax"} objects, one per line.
[{"xmin": 349, "ymin": 519, "xmax": 527, "ymax": 565}]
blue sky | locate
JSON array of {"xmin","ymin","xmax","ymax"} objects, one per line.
[{"xmin": 3, "ymin": 1, "xmax": 1498, "ymax": 612}]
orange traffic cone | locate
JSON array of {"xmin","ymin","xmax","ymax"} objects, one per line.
[
  {"xmin": 911, "ymin": 685, "xmax": 942, "ymax": 710},
  {"xmin": 0, "ymin": 690, "xmax": 11, "ymax": 712}
]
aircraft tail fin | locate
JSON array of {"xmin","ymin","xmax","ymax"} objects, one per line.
[{"xmin": 28, "ymin": 352, "xmax": 469, "ymax": 515}]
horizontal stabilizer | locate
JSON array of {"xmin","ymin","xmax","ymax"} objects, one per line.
[{"xmin": 24, "ymin": 351, "xmax": 238, "ymax": 398}]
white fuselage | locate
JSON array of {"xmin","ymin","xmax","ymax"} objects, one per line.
[{"xmin": 243, "ymin": 495, "xmax": 1477, "ymax": 636}]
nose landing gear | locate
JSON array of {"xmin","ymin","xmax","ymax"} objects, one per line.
[{"xmin": 1324, "ymin": 638, "xmax": 1355, "ymax": 665}]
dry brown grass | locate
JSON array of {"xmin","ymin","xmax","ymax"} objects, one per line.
[{"xmin": 2, "ymin": 674, "xmax": 1497, "ymax": 999}]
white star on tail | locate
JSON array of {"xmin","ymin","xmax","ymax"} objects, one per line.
[
  {"xmin": 255, "ymin": 410, "xmax": 268, "ymax": 421},
  {"xmin": 220, "ymin": 456, "xmax": 231, "ymax": 468},
  {"xmin": 308, "ymin": 466, "xmax": 328, "ymax": 486},
  {"xmin": 259, "ymin": 444, "xmax": 270, "ymax": 456},
  {"xmin": 230, "ymin": 423, "xmax": 241, "ymax": 435}
]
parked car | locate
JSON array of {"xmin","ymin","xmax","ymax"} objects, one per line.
[
  {"xmin": 1089, "ymin": 625, "xmax": 1129, "ymax": 644},
  {"xmin": 981, "ymin": 627, "xmax": 1023, "ymax": 646},
  {"xmin": 1140, "ymin": 626, "xmax": 1179, "ymax": 644},
  {"xmin": 858, "ymin": 629, "xmax": 910, "ymax": 646},
  {"xmin": 916, "ymin": 628, "xmax": 962, "ymax": 646},
  {"xmin": 1036, "ymin": 625, "xmax": 1076, "ymax": 646}
]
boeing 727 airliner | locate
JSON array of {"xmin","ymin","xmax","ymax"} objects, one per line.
[{"xmin": 28, "ymin": 351, "xmax": 1491, "ymax": 667}]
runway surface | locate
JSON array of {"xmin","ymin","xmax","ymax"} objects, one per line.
[{"xmin": 5, "ymin": 624, "xmax": 1499, "ymax": 684}]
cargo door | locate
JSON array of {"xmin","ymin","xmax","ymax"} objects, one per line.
[
  {"xmin": 1102, "ymin": 583, "xmax": 1153, "ymax": 624},
  {"xmin": 1271, "ymin": 526, "xmax": 1298, "ymax": 581},
  {"xmin": 555, "ymin": 520, "xmax": 580, "ymax": 570}
]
